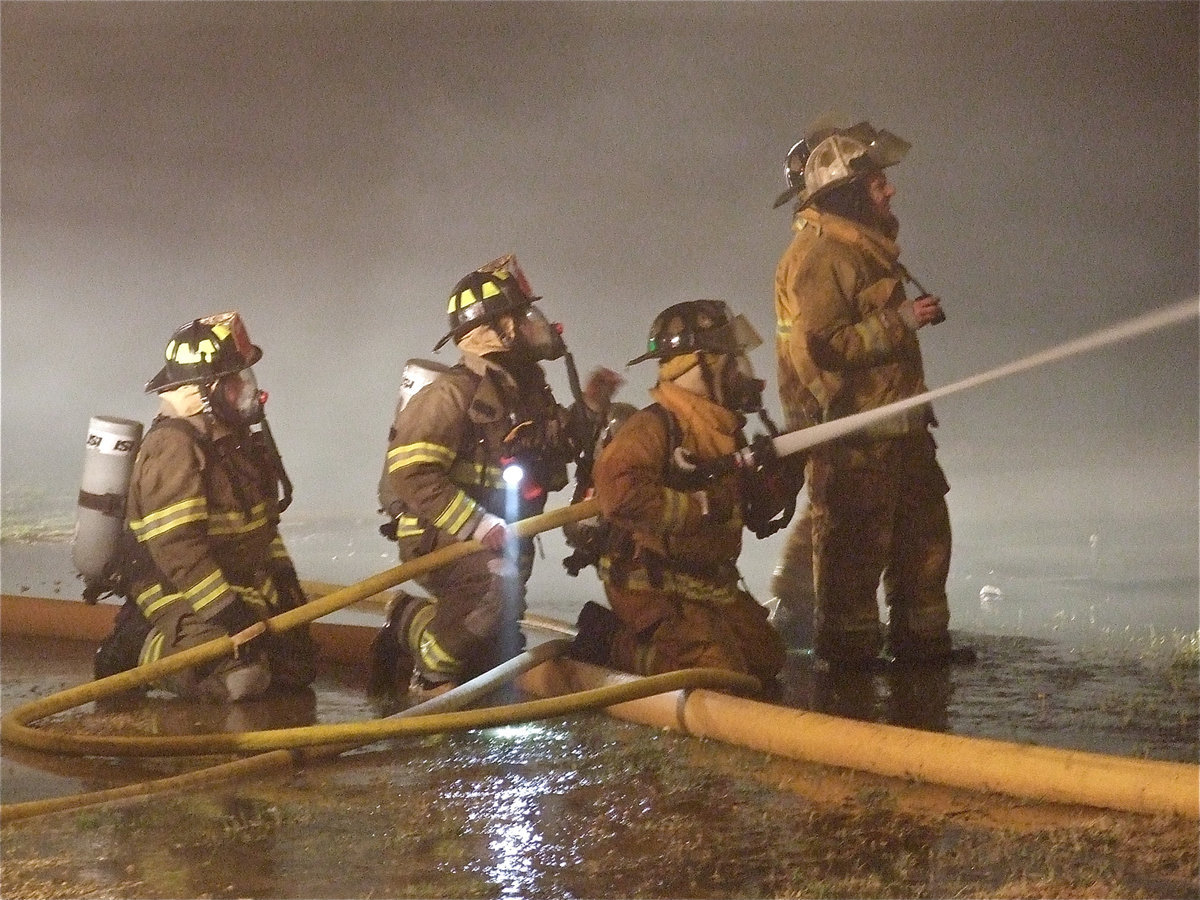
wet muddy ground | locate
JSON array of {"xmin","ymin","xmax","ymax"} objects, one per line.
[{"xmin": 2, "ymin": 631, "xmax": 1198, "ymax": 899}]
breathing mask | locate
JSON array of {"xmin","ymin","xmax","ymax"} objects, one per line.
[
  {"xmin": 209, "ymin": 367, "xmax": 265, "ymax": 426},
  {"xmin": 511, "ymin": 304, "xmax": 567, "ymax": 361}
]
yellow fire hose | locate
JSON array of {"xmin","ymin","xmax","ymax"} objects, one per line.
[
  {"xmin": 6, "ymin": 303, "xmax": 1200, "ymax": 822},
  {"xmin": 0, "ymin": 497, "xmax": 757, "ymax": 822}
]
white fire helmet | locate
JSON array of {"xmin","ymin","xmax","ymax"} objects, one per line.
[{"xmin": 797, "ymin": 121, "xmax": 910, "ymax": 209}]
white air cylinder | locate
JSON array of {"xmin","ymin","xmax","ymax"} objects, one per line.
[{"xmin": 72, "ymin": 415, "xmax": 143, "ymax": 581}]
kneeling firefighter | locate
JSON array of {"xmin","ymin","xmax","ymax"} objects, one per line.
[
  {"xmin": 92, "ymin": 312, "xmax": 316, "ymax": 701},
  {"xmin": 371, "ymin": 254, "xmax": 621, "ymax": 698},
  {"xmin": 571, "ymin": 300, "xmax": 802, "ymax": 689}
]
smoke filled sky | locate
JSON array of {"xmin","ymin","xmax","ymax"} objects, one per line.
[{"xmin": 2, "ymin": 2, "xmax": 1197, "ymax": 551}]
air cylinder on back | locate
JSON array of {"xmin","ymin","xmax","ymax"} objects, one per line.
[{"xmin": 72, "ymin": 415, "xmax": 143, "ymax": 583}]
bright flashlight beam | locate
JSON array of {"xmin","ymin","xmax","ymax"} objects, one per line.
[{"xmin": 771, "ymin": 297, "xmax": 1199, "ymax": 460}]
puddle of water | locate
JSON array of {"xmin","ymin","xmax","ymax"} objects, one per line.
[
  {"xmin": 3, "ymin": 712, "xmax": 1197, "ymax": 899},
  {"xmin": 2, "ymin": 535, "xmax": 1198, "ymax": 897}
]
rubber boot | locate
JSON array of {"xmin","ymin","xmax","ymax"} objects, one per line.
[
  {"xmin": 94, "ymin": 599, "xmax": 152, "ymax": 681},
  {"xmin": 569, "ymin": 601, "xmax": 619, "ymax": 666},
  {"xmin": 369, "ymin": 591, "xmax": 424, "ymax": 697}
]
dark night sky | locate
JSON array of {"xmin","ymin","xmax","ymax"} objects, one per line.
[{"xmin": 2, "ymin": 3, "xmax": 1197, "ymax": 574}]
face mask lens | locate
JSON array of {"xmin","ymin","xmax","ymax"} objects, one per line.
[
  {"xmin": 516, "ymin": 306, "xmax": 566, "ymax": 361},
  {"xmin": 724, "ymin": 354, "xmax": 764, "ymax": 413},
  {"xmin": 215, "ymin": 368, "xmax": 263, "ymax": 424}
]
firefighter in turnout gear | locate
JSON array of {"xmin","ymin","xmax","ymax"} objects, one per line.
[
  {"xmin": 92, "ymin": 312, "xmax": 316, "ymax": 701},
  {"xmin": 570, "ymin": 300, "xmax": 795, "ymax": 690},
  {"xmin": 773, "ymin": 120, "xmax": 973, "ymax": 668},
  {"xmin": 371, "ymin": 254, "xmax": 621, "ymax": 698}
]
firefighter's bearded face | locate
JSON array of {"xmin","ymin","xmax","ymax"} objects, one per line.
[{"xmin": 209, "ymin": 368, "xmax": 264, "ymax": 426}]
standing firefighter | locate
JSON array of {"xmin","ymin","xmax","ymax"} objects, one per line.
[
  {"xmin": 773, "ymin": 120, "xmax": 973, "ymax": 668},
  {"xmin": 570, "ymin": 300, "xmax": 799, "ymax": 690},
  {"xmin": 372, "ymin": 254, "xmax": 620, "ymax": 698},
  {"xmin": 93, "ymin": 312, "xmax": 316, "ymax": 701}
]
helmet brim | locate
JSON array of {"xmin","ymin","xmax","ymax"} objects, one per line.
[
  {"xmin": 144, "ymin": 344, "xmax": 262, "ymax": 393},
  {"xmin": 432, "ymin": 295, "xmax": 543, "ymax": 352},
  {"xmin": 771, "ymin": 183, "xmax": 803, "ymax": 210}
]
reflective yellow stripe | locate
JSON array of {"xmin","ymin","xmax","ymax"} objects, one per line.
[
  {"xmin": 394, "ymin": 515, "xmax": 426, "ymax": 538},
  {"xmin": 776, "ymin": 320, "xmax": 792, "ymax": 338},
  {"xmin": 417, "ymin": 630, "xmax": 459, "ymax": 673},
  {"xmin": 140, "ymin": 629, "xmax": 165, "ymax": 666},
  {"xmin": 854, "ymin": 316, "xmax": 892, "ymax": 355},
  {"xmin": 660, "ymin": 488, "xmax": 690, "ymax": 530},
  {"xmin": 598, "ymin": 558, "xmax": 740, "ymax": 606},
  {"xmin": 449, "ymin": 459, "xmax": 503, "ymax": 488},
  {"xmin": 131, "ymin": 497, "xmax": 207, "ymax": 542},
  {"xmin": 387, "ymin": 441, "xmax": 456, "ymax": 474},
  {"xmin": 136, "ymin": 583, "xmax": 184, "ymax": 619},
  {"xmin": 186, "ymin": 569, "xmax": 232, "ymax": 613},
  {"xmin": 432, "ymin": 490, "xmax": 478, "ymax": 534},
  {"xmin": 207, "ymin": 503, "xmax": 271, "ymax": 536},
  {"xmin": 270, "ymin": 536, "xmax": 289, "ymax": 561}
]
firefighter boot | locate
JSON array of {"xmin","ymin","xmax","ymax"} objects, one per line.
[
  {"xmin": 369, "ymin": 591, "xmax": 425, "ymax": 697},
  {"xmin": 569, "ymin": 601, "xmax": 620, "ymax": 666},
  {"xmin": 94, "ymin": 599, "xmax": 152, "ymax": 681}
]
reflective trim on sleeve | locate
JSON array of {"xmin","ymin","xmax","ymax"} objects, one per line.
[
  {"xmin": 394, "ymin": 515, "xmax": 427, "ymax": 538},
  {"xmin": 130, "ymin": 496, "xmax": 208, "ymax": 542},
  {"xmin": 432, "ymin": 490, "xmax": 479, "ymax": 535},
  {"xmin": 184, "ymin": 568, "xmax": 234, "ymax": 614},
  {"xmin": 386, "ymin": 441, "xmax": 455, "ymax": 475},
  {"xmin": 852, "ymin": 316, "xmax": 893, "ymax": 356},
  {"xmin": 135, "ymin": 583, "xmax": 185, "ymax": 620},
  {"xmin": 140, "ymin": 629, "xmax": 165, "ymax": 666}
]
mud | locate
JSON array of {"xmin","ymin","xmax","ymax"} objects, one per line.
[{"xmin": 2, "ymin": 632, "xmax": 1198, "ymax": 899}]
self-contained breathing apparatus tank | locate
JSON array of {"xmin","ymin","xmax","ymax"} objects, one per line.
[{"xmin": 72, "ymin": 415, "xmax": 143, "ymax": 596}]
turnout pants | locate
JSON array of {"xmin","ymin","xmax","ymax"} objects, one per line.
[
  {"xmin": 398, "ymin": 531, "xmax": 534, "ymax": 682},
  {"xmin": 808, "ymin": 431, "xmax": 952, "ymax": 664},
  {"xmin": 602, "ymin": 575, "xmax": 786, "ymax": 684}
]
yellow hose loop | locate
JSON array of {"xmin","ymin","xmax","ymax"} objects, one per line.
[
  {"xmin": 2, "ymin": 667, "xmax": 758, "ymax": 759},
  {"xmin": 0, "ymin": 499, "xmax": 601, "ymax": 753},
  {"xmin": 0, "ymin": 638, "xmax": 576, "ymax": 823}
]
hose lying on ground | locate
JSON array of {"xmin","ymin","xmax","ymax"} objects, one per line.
[
  {"xmin": 1, "ymin": 634, "xmax": 754, "ymax": 822},
  {"xmin": 0, "ymin": 496, "xmax": 757, "ymax": 822}
]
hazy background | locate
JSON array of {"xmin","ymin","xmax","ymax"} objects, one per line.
[{"xmin": 3, "ymin": 2, "xmax": 1197, "ymax": 628}]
